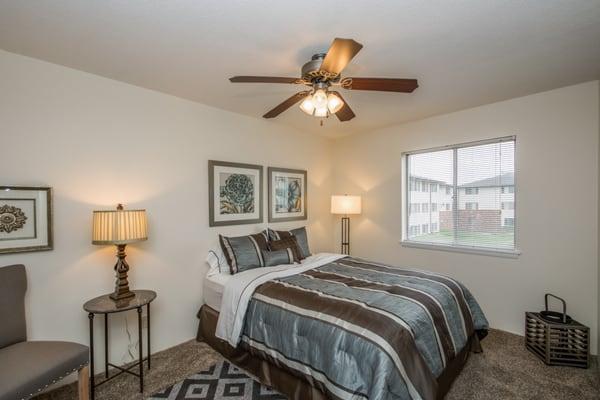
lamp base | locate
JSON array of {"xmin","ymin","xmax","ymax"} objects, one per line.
[
  {"xmin": 110, "ymin": 244, "xmax": 135, "ymax": 301},
  {"xmin": 109, "ymin": 290, "xmax": 135, "ymax": 301},
  {"xmin": 341, "ymin": 216, "xmax": 350, "ymax": 255}
]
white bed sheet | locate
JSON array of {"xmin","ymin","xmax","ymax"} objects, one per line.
[{"xmin": 203, "ymin": 273, "xmax": 231, "ymax": 312}]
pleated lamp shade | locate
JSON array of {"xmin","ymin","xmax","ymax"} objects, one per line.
[{"xmin": 92, "ymin": 206, "xmax": 148, "ymax": 245}]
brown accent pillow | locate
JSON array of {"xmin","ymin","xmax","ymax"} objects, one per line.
[
  {"xmin": 269, "ymin": 236, "xmax": 302, "ymax": 263},
  {"xmin": 267, "ymin": 227, "xmax": 311, "ymax": 259}
]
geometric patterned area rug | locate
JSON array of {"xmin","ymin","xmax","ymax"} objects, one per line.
[{"xmin": 147, "ymin": 360, "xmax": 287, "ymax": 400}]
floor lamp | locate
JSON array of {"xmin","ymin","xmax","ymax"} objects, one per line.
[{"xmin": 331, "ymin": 195, "xmax": 362, "ymax": 255}]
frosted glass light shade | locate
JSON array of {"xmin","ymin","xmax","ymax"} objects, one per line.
[
  {"xmin": 92, "ymin": 207, "xmax": 148, "ymax": 245},
  {"xmin": 327, "ymin": 93, "xmax": 344, "ymax": 114},
  {"xmin": 331, "ymin": 195, "xmax": 362, "ymax": 215},
  {"xmin": 312, "ymin": 89, "xmax": 328, "ymax": 108},
  {"xmin": 299, "ymin": 96, "xmax": 315, "ymax": 115},
  {"xmin": 314, "ymin": 106, "xmax": 328, "ymax": 117}
]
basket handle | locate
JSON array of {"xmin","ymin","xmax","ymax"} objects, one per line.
[{"xmin": 544, "ymin": 293, "xmax": 567, "ymax": 323}]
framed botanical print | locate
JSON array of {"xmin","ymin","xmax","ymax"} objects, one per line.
[
  {"xmin": 268, "ymin": 167, "xmax": 307, "ymax": 223},
  {"xmin": 209, "ymin": 160, "xmax": 263, "ymax": 226},
  {"xmin": 0, "ymin": 186, "xmax": 53, "ymax": 254}
]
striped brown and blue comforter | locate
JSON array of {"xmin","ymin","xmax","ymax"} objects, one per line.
[{"xmin": 239, "ymin": 257, "xmax": 488, "ymax": 400}]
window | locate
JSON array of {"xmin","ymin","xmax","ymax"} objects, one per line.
[
  {"xmin": 501, "ymin": 202, "xmax": 514, "ymax": 210},
  {"xmin": 465, "ymin": 202, "xmax": 479, "ymax": 210},
  {"xmin": 404, "ymin": 136, "xmax": 516, "ymax": 254},
  {"xmin": 421, "ymin": 182, "xmax": 428, "ymax": 192},
  {"xmin": 409, "ymin": 203, "xmax": 420, "ymax": 213},
  {"xmin": 409, "ymin": 225, "xmax": 421, "ymax": 235},
  {"xmin": 411, "ymin": 179, "xmax": 421, "ymax": 191}
]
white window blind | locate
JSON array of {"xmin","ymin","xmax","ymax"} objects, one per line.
[{"xmin": 404, "ymin": 137, "xmax": 516, "ymax": 254}]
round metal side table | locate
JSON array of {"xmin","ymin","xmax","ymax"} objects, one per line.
[{"xmin": 83, "ymin": 290, "xmax": 156, "ymax": 400}]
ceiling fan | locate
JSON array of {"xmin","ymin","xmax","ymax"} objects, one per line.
[{"xmin": 229, "ymin": 38, "xmax": 418, "ymax": 123}]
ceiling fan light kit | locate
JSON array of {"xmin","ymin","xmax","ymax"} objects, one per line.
[
  {"xmin": 298, "ymin": 84, "xmax": 344, "ymax": 117},
  {"xmin": 229, "ymin": 38, "xmax": 419, "ymax": 122}
]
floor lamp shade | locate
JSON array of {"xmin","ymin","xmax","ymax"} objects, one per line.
[
  {"xmin": 331, "ymin": 195, "xmax": 362, "ymax": 215},
  {"xmin": 92, "ymin": 204, "xmax": 148, "ymax": 301},
  {"xmin": 331, "ymin": 195, "xmax": 361, "ymax": 255}
]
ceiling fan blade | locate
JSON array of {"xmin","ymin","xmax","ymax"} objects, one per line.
[
  {"xmin": 319, "ymin": 38, "xmax": 363, "ymax": 76},
  {"xmin": 330, "ymin": 91, "xmax": 355, "ymax": 122},
  {"xmin": 341, "ymin": 78, "xmax": 418, "ymax": 92},
  {"xmin": 230, "ymin": 76, "xmax": 302, "ymax": 84},
  {"xmin": 263, "ymin": 91, "xmax": 311, "ymax": 119}
]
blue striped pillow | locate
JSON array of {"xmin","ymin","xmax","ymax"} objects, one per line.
[{"xmin": 219, "ymin": 232, "xmax": 269, "ymax": 274}]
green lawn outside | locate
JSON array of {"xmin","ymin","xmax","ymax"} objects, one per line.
[{"xmin": 411, "ymin": 229, "xmax": 514, "ymax": 248}]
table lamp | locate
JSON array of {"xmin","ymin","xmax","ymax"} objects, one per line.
[
  {"xmin": 92, "ymin": 204, "xmax": 148, "ymax": 301},
  {"xmin": 331, "ymin": 195, "xmax": 361, "ymax": 255}
]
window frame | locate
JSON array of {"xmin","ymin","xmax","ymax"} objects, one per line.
[{"xmin": 401, "ymin": 136, "xmax": 520, "ymax": 258}]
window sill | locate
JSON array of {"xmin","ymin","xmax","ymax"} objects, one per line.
[{"xmin": 400, "ymin": 240, "xmax": 521, "ymax": 258}]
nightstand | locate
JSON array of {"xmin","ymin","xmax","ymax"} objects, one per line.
[{"xmin": 83, "ymin": 290, "xmax": 156, "ymax": 400}]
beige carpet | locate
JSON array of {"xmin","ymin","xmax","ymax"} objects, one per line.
[{"xmin": 34, "ymin": 329, "xmax": 599, "ymax": 400}]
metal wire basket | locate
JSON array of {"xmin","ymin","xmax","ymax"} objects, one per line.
[{"xmin": 525, "ymin": 294, "xmax": 589, "ymax": 368}]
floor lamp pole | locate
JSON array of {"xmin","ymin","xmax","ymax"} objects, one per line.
[{"xmin": 341, "ymin": 215, "xmax": 350, "ymax": 255}]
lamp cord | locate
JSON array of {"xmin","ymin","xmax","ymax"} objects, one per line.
[{"xmin": 124, "ymin": 316, "xmax": 137, "ymax": 363}]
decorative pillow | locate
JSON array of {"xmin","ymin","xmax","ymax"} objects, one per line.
[
  {"xmin": 267, "ymin": 227, "xmax": 311, "ymax": 259},
  {"xmin": 261, "ymin": 248, "xmax": 297, "ymax": 267},
  {"xmin": 269, "ymin": 236, "xmax": 301, "ymax": 263},
  {"xmin": 219, "ymin": 232, "xmax": 269, "ymax": 274}
]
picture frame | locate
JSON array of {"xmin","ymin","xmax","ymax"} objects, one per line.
[
  {"xmin": 209, "ymin": 160, "xmax": 263, "ymax": 226},
  {"xmin": 268, "ymin": 167, "xmax": 307, "ymax": 223},
  {"xmin": 0, "ymin": 186, "xmax": 53, "ymax": 254}
]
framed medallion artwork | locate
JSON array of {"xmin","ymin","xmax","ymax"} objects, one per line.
[
  {"xmin": 208, "ymin": 161, "xmax": 263, "ymax": 226},
  {"xmin": 0, "ymin": 186, "xmax": 53, "ymax": 254}
]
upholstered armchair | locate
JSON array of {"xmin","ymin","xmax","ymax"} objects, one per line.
[{"xmin": 0, "ymin": 264, "xmax": 89, "ymax": 400}]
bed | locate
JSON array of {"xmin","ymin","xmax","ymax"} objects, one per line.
[{"xmin": 197, "ymin": 253, "xmax": 488, "ymax": 400}]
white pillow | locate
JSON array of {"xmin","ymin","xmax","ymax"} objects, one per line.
[{"xmin": 206, "ymin": 248, "xmax": 230, "ymax": 276}]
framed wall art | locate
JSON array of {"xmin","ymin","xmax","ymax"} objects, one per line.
[
  {"xmin": 209, "ymin": 160, "xmax": 263, "ymax": 226},
  {"xmin": 268, "ymin": 167, "xmax": 307, "ymax": 223},
  {"xmin": 0, "ymin": 186, "xmax": 53, "ymax": 254}
]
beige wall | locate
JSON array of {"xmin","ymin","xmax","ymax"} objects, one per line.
[
  {"xmin": 332, "ymin": 81, "xmax": 600, "ymax": 354},
  {"xmin": 0, "ymin": 50, "xmax": 335, "ymax": 370},
  {"xmin": 2, "ymin": 45, "xmax": 599, "ymax": 380}
]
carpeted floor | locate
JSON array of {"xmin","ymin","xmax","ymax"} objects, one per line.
[{"xmin": 34, "ymin": 329, "xmax": 599, "ymax": 400}]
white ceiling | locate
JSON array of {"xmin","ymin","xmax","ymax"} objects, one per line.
[{"xmin": 1, "ymin": 1, "xmax": 599, "ymax": 138}]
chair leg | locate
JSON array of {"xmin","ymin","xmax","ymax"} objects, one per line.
[{"xmin": 78, "ymin": 365, "xmax": 90, "ymax": 400}]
